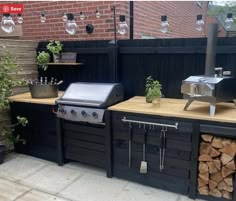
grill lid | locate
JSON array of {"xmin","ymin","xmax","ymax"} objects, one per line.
[{"xmin": 56, "ymin": 82, "xmax": 124, "ymax": 108}]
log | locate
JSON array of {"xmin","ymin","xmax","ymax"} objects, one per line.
[
  {"xmin": 222, "ymin": 166, "xmax": 235, "ymax": 178},
  {"xmin": 209, "ymin": 180, "xmax": 218, "ymax": 190},
  {"xmin": 213, "ymin": 159, "xmax": 221, "ymax": 171},
  {"xmin": 225, "ymin": 160, "xmax": 236, "ymax": 170},
  {"xmin": 222, "ymin": 191, "xmax": 232, "ymax": 200},
  {"xmin": 210, "ymin": 146, "xmax": 221, "ymax": 158},
  {"xmin": 210, "ymin": 172, "xmax": 223, "ymax": 183},
  {"xmin": 199, "ymin": 162, "xmax": 208, "ymax": 174},
  {"xmin": 221, "ymin": 153, "xmax": 234, "ymax": 165},
  {"xmin": 198, "ymin": 178, "xmax": 208, "ymax": 187},
  {"xmin": 209, "ymin": 188, "xmax": 222, "ymax": 198},
  {"xmin": 224, "ymin": 184, "xmax": 233, "ymax": 192},
  {"xmin": 219, "ymin": 143, "xmax": 236, "ymax": 157},
  {"xmin": 222, "ymin": 139, "xmax": 232, "ymax": 147},
  {"xmin": 199, "ymin": 154, "xmax": 213, "ymax": 162},
  {"xmin": 199, "ymin": 172, "xmax": 209, "ymax": 181},
  {"xmin": 211, "ymin": 137, "xmax": 224, "ymax": 149},
  {"xmin": 224, "ymin": 175, "xmax": 233, "ymax": 186},
  {"xmin": 217, "ymin": 180, "xmax": 227, "ymax": 191},
  {"xmin": 198, "ymin": 185, "xmax": 209, "ymax": 195},
  {"xmin": 200, "ymin": 142, "xmax": 211, "ymax": 155},
  {"xmin": 207, "ymin": 162, "xmax": 218, "ymax": 174},
  {"xmin": 201, "ymin": 134, "xmax": 213, "ymax": 143}
]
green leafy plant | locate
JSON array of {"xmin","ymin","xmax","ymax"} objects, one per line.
[
  {"xmin": 37, "ymin": 51, "xmax": 50, "ymax": 71},
  {"xmin": 0, "ymin": 47, "xmax": 28, "ymax": 147},
  {"xmin": 46, "ymin": 40, "xmax": 63, "ymax": 55},
  {"xmin": 145, "ymin": 76, "xmax": 162, "ymax": 103}
]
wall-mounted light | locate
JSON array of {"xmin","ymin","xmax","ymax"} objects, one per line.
[
  {"xmin": 86, "ymin": 24, "xmax": 94, "ymax": 34},
  {"xmin": 96, "ymin": 10, "xmax": 101, "ymax": 19},
  {"xmin": 65, "ymin": 13, "xmax": 77, "ymax": 35},
  {"xmin": 40, "ymin": 12, "xmax": 46, "ymax": 23},
  {"xmin": 117, "ymin": 15, "xmax": 128, "ymax": 35},
  {"xmin": 160, "ymin": 15, "xmax": 169, "ymax": 33},
  {"xmin": 196, "ymin": 14, "xmax": 204, "ymax": 31},
  {"xmin": 79, "ymin": 12, "xmax": 85, "ymax": 20},
  {"xmin": 1, "ymin": 14, "xmax": 15, "ymax": 33},
  {"xmin": 62, "ymin": 13, "xmax": 67, "ymax": 22},
  {"xmin": 17, "ymin": 14, "xmax": 23, "ymax": 24},
  {"xmin": 225, "ymin": 13, "xmax": 233, "ymax": 30}
]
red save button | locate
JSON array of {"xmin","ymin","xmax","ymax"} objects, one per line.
[{"xmin": 1, "ymin": 4, "xmax": 24, "ymax": 14}]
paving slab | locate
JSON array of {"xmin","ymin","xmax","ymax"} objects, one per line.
[
  {"xmin": 65, "ymin": 162, "xmax": 106, "ymax": 176},
  {"xmin": 16, "ymin": 189, "xmax": 70, "ymax": 201},
  {"xmin": 20, "ymin": 164, "xmax": 83, "ymax": 194},
  {"xmin": 59, "ymin": 174, "xmax": 128, "ymax": 201},
  {"xmin": 0, "ymin": 155, "xmax": 48, "ymax": 181},
  {"xmin": 0, "ymin": 178, "xmax": 30, "ymax": 201},
  {"xmin": 113, "ymin": 181, "xmax": 180, "ymax": 201}
]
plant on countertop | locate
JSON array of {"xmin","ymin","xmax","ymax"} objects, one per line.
[
  {"xmin": 0, "ymin": 46, "xmax": 28, "ymax": 151},
  {"xmin": 46, "ymin": 40, "xmax": 63, "ymax": 63},
  {"xmin": 145, "ymin": 76, "xmax": 162, "ymax": 103},
  {"xmin": 37, "ymin": 51, "xmax": 50, "ymax": 71}
]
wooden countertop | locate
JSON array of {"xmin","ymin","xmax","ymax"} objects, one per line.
[
  {"xmin": 109, "ymin": 96, "xmax": 236, "ymax": 124},
  {"xmin": 8, "ymin": 92, "xmax": 64, "ymax": 105}
]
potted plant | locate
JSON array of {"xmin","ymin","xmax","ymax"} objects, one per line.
[
  {"xmin": 46, "ymin": 40, "xmax": 63, "ymax": 63},
  {"xmin": 37, "ymin": 51, "xmax": 50, "ymax": 71},
  {"xmin": 145, "ymin": 76, "xmax": 162, "ymax": 105}
]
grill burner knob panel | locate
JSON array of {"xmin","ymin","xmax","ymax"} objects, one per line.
[
  {"xmin": 59, "ymin": 108, "xmax": 67, "ymax": 114},
  {"xmin": 81, "ymin": 110, "xmax": 87, "ymax": 117},
  {"xmin": 92, "ymin": 112, "xmax": 98, "ymax": 118}
]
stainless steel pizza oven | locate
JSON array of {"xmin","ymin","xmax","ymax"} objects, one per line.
[{"xmin": 181, "ymin": 24, "xmax": 236, "ymax": 116}]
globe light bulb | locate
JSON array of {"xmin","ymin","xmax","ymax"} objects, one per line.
[
  {"xmin": 160, "ymin": 15, "xmax": 169, "ymax": 33},
  {"xmin": 17, "ymin": 14, "xmax": 23, "ymax": 24},
  {"xmin": 196, "ymin": 14, "xmax": 204, "ymax": 31},
  {"xmin": 79, "ymin": 12, "xmax": 85, "ymax": 20},
  {"xmin": 65, "ymin": 13, "xmax": 78, "ymax": 35},
  {"xmin": 62, "ymin": 13, "xmax": 67, "ymax": 22},
  {"xmin": 225, "ymin": 13, "xmax": 233, "ymax": 30},
  {"xmin": 41, "ymin": 13, "xmax": 46, "ymax": 23},
  {"xmin": 96, "ymin": 10, "xmax": 101, "ymax": 19},
  {"xmin": 117, "ymin": 15, "xmax": 128, "ymax": 35},
  {"xmin": 1, "ymin": 14, "xmax": 15, "ymax": 33}
]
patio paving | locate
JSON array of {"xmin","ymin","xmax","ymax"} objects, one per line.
[{"xmin": 0, "ymin": 153, "xmax": 206, "ymax": 201}]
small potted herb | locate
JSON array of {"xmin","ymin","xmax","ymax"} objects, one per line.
[
  {"xmin": 37, "ymin": 51, "xmax": 50, "ymax": 71},
  {"xmin": 46, "ymin": 40, "xmax": 63, "ymax": 63},
  {"xmin": 145, "ymin": 76, "xmax": 162, "ymax": 105}
]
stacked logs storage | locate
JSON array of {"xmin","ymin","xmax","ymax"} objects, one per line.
[{"xmin": 198, "ymin": 134, "xmax": 236, "ymax": 199}]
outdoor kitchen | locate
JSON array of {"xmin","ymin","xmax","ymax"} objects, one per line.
[{"xmin": 1, "ymin": 1, "xmax": 236, "ymax": 201}]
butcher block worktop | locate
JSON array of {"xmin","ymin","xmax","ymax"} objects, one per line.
[
  {"xmin": 8, "ymin": 92, "xmax": 64, "ymax": 105},
  {"xmin": 109, "ymin": 96, "xmax": 236, "ymax": 124}
]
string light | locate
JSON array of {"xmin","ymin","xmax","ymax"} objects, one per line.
[
  {"xmin": 160, "ymin": 15, "xmax": 169, "ymax": 33},
  {"xmin": 40, "ymin": 12, "xmax": 46, "ymax": 23},
  {"xmin": 62, "ymin": 13, "xmax": 67, "ymax": 22},
  {"xmin": 79, "ymin": 12, "xmax": 85, "ymax": 20},
  {"xmin": 1, "ymin": 14, "xmax": 15, "ymax": 33},
  {"xmin": 117, "ymin": 15, "xmax": 128, "ymax": 35},
  {"xmin": 17, "ymin": 14, "xmax": 23, "ymax": 24},
  {"xmin": 225, "ymin": 13, "xmax": 233, "ymax": 30},
  {"xmin": 65, "ymin": 13, "xmax": 77, "ymax": 35},
  {"xmin": 196, "ymin": 14, "xmax": 204, "ymax": 31},
  {"xmin": 95, "ymin": 10, "xmax": 101, "ymax": 19}
]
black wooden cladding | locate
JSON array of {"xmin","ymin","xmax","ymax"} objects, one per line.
[{"xmin": 38, "ymin": 37, "xmax": 236, "ymax": 98}]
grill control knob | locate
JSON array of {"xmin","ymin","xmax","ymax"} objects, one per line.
[
  {"xmin": 81, "ymin": 110, "xmax": 87, "ymax": 117},
  {"xmin": 71, "ymin": 110, "xmax": 77, "ymax": 115},
  {"xmin": 59, "ymin": 108, "xmax": 66, "ymax": 114},
  {"xmin": 92, "ymin": 112, "xmax": 98, "ymax": 119}
]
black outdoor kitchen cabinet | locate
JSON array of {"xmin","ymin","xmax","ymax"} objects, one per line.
[
  {"xmin": 10, "ymin": 102, "xmax": 58, "ymax": 162},
  {"xmin": 110, "ymin": 111, "xmax": 198, "ymax": 196}
]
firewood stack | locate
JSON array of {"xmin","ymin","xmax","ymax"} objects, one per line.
[{"xmin": 198, "ymin": 134, "xmax": 236, "ymax": 200}]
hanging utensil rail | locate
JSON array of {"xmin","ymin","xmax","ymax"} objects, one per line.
[{"xmin": 122, "ymin": 117, "xmax": 178, "ymax": 129}]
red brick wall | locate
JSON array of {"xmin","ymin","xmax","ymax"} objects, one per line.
[
  {"xmin": 0, "ymin": 1, "xmax": 129, "ymax": 41},
  {"xmin": 134, "ymin": 1, "xmax": 208, "ymax": 38}
]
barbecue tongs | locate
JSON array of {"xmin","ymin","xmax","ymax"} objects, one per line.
[{"xmin": 160, "ymin": 127, "xmax": 167, "ymax": 171}]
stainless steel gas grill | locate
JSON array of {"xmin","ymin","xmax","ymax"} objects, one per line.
[
  {"xmin": 56, "ymin": 82, "xmax": 124, "ymax": 177},
  {"xmin": 181, "ymin": 23, "xmax": 236, "ymax": 116}
]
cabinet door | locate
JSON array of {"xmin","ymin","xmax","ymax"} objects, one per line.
[{"xmin": 112, "ymin": 111, "xmax": 193, "ymax": 195}]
